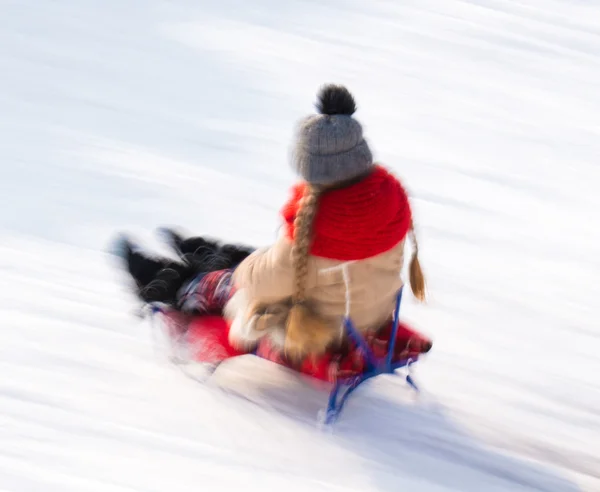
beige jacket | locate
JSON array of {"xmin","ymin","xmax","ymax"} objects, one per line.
[{"xmin": 225, "ymin": 233, "xmax": 406, "ymax": 350}]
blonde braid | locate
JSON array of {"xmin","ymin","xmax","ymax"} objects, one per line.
[
  {"xmin": 408, "ymin": 219, "xmax": 426, "ymax": 302},
  {"xmin": 291, "ymin": 187, "xmax": 320, "ymax": 303},
  {"xmin": 284, "ymin": 186, "xmax": 337, "ymax": 362}
]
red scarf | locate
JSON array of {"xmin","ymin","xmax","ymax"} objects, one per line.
[{"xmin": 281, "ymin": 165, "xmax": 412, "ymax": 261}]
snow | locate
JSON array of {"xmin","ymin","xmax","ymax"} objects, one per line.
[{"xmin": 1, "ymin": 0, "xmax": 599, "ymax": 490}]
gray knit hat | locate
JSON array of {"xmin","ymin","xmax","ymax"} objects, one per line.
[{"xmin": 291, "ymin": 84, "xmax": 373, "ymax": 186}]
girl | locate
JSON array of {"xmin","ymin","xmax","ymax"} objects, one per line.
[{"xmin": 114, "ymin": 84, "xmax": 425, "ymax": 363}]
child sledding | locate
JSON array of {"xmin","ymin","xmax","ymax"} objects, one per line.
[{"xmin": 112, "ymin": 84, "xmax": 432, "ymax": 423}]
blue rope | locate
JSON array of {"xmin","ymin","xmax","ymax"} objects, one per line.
[
  {"xmin": 150, "ymin": 304, "xmax": 164, "ymax": 315},
  {"xmin": 323, "ymin": 356, "xmax": 417, "ymax": 424},
  {"xmin": 344, "ymin": 317, "xmax": 377, "ymax": 372},
  {"xmin": 322, "ymin": 287, "xmax": 419, "ymax": 424},
  {"xmin": 150, "ymin": 286, "xmax": 419, "ymax": 426},
  {"xmin": 386, "ymin": 288, "xmax": 403, "ymax": 370}
]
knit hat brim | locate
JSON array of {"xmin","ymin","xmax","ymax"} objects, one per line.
[{"xmin": 291, "ymin": 136, "xmax": 373, "ymax": 186}]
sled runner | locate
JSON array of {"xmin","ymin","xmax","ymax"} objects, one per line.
[{"xmin": 148, "ymin": 287, "xmax": 432, "ymax": 425}]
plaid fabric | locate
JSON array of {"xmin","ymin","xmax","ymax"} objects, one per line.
[
  {"xmin": 177, "ymin": 269, "xmax": 236, "ymax": 314},
  {"xmin": 160, "ymin": 307, "xmax": 430, "ymax": 384},
  {"xmin": 168, "ymin": 268, "xmax": 431, "ymax": 383},
  {"xmin": 255, "ymin": 320, "xmax": 430, "ymax": 383}
]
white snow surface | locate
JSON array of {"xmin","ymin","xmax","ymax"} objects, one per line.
[{"xmin": 1, "ymin": 0, "xmax": 599, "ymax": 490}]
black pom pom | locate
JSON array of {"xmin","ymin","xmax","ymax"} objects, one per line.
[{"xmin": 315, "ymin": 84, "xmax": 356, "ymax": 116}]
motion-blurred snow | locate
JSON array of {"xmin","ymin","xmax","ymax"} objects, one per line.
[{"xmin": 1, "ymin": 1, "xmax": 599, "ymax": 490}]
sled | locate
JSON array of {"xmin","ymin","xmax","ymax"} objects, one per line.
[{"xmin": 148, "ymin": 287, "xmax": 432, "ymax": 425}]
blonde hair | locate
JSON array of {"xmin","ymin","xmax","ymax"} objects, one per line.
[
  {"xmin": 283, "ymin": 185, "xmax": 427, "ymax": 361},
  {"xmin": 408, "ymin": 219, "xmax": 426, "ymax": 302},
  {"xmin": 283, "ymin": 186, "xmax": 339, "ymax": 362}
]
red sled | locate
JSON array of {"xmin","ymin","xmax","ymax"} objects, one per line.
[{"xmin": 149, "ymin": 287, "xmax": 432, "ymax": 425}]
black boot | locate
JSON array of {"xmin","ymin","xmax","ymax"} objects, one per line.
[
  {"xmin": 158, "ymin": 227, "xmax": 221, "ymax": 263},
  {"xmin": 157, "ymin": 227, "xmax": 255, "ymax": 271},
  {"xmin": 141, "ymin": 261, "xmax": 198, "ymax": 305},
  {"xmin": 112, "ymin": 235, "xmax": 166, "ymax": 288},
  {"xmin": 112, "ymin": 234, "xmax": 198, "ymax": 305},
  {"xmin": 219, "ymin": 243, "xmax": 256, "ymax": 268}
]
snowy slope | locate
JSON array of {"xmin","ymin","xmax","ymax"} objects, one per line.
[{"xmin": 1, "ymin": 0, "xmax": 599, "ymax": 490}]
